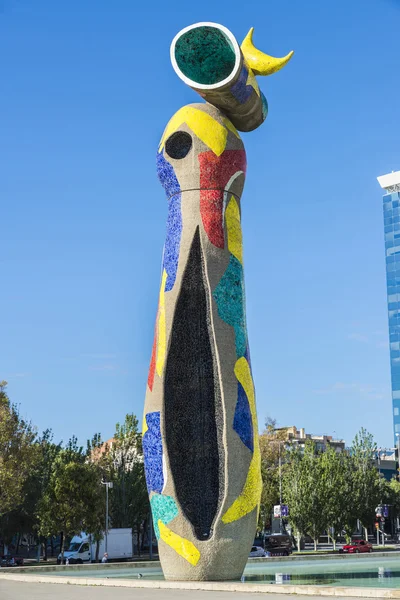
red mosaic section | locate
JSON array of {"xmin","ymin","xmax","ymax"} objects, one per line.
[
  {"xmin": 147, "ymin": 323, "xmax": 157, "ymax": 391},
  {"xmin": 199, "ymin": 189, "xmax": 225, "ymax": 248},
  {"xmin": 198, "ymin": 150, "xmax": 247, "ymax": 248}
]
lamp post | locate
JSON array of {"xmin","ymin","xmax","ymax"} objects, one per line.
[
  {"xmin": 101, "ymin": 480, "xmax": 113, "ymax": 553},
  {"xmin": 378, "ymin": 447, "xmax": 381, "ymax": 546},
  {"xmin": 377, "ymin": 447, "xmax": 381, "ymax": 478}
]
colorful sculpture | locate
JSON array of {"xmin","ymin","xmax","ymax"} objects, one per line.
[{"xmin": 143, "ymin": 22, "xmax": 293, "ymax": 581}]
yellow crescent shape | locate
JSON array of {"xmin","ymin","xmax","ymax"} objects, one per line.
[{"xmin": 241, "ymin": 27, "xmax": 294, "ymax": 76}]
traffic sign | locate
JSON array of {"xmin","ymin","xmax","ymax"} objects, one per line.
[
  {"xmin": 281, "ymin": 505, "xmax": 289, "ymax": 517},
  {"xmin": 274, "ymin": 505, "xmax": 289, "ymax": 518}
]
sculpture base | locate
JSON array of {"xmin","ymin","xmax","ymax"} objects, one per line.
[
  {"xmin": 162, "ymin": 558, "xmax": 247, "ymax": 582},
  {"xmin": 163, "ymin": 572, "xmax": 245, "ymax": 582}
]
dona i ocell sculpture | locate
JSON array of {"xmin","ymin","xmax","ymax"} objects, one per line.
[{"xmin": 142, "ymin": 22, "xmax": 293, "ymax": 581}]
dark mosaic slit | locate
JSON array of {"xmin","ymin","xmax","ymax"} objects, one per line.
[
  {"xmin": 164, "ymin": 227, "xmax": 221, "ymax": 541},
  {"xmin": 165, "ymin": 131, "xmax": 192, "ymax": 160}
]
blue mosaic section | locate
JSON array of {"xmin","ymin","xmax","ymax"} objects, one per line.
[
  {"xmin": 156, "ymin": 151, "xmax": 180, "ymax": 198},
  {"xmin": 261, "ymin": 92, "xmax": 268, "ymax": 121},
  {"xmin": 156, "ymin": 152, "xmax": 182, "ymax": 292},
  {"xmin": 213, "ymin": 254, "xmax": 247, "ymax": 357},
  {"xmin": 164, "ymin": 193, "xmax": 182, "ymax": 292},
  {"xmin": 143, "ymin": 412, "xmax": 164, "ymax": 494},
  {"xmin": 150, "ymin": 493, "xmax": 179, "ymax": 539},
  {"xmin": 233, "ymin": 381, "xmax": 253, "ymax": 452},
  {"xmin": 244, "ymin": 344, "xmax": 252, "ymax": 369},
  {"xmin": 230, "ymin": 65, "xmax": 253, "ymax": 104}
]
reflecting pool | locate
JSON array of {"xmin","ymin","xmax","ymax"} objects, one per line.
[
  {"xmin": 46, "ymin": 555, "xmax": 400, "ymax": 588},
  {"xmin": 242, "ymin": 557, "xmax": 400, "ymax": 587}
]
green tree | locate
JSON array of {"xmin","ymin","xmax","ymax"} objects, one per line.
[
  {"xmin": 330, "ymin": 452, "xmax": 359, "ymax": 544},
  {"xmin": 259, "ymin": 419, "xmax": 286, "ymax": 531},
  {"xmin": 38, "ymin": 449, "xmax": 104, "ymax": 562},
  {"xmin": 63, "ymin": 435, "xmax": 86, "ymax": 464},
  {"xmin": 86, "ymin": 433, "xmax": 108, "ymax": 561},
  {"xmin": 319, "ymin": 445, "xmax": 356, "ymax": 549},
  {"xmin": 0, "ymin": 381, "xmax": 39, "ymax": 518},
  {"xmin": 0, "ymin": 430, "xmax": 62, "ymax": 558},
  {"xmin": 86, "ymin": 433, "xmax": 105, "ymax": 460},
  {"xmin": 26, "ymin": 430, "xmax": 63, "ymax": 558},
  {"xmin": 387, "ymin": 477, "xmax": 400, "ymax": 516},
  {"xmin": 283, "ymin": 441, "xmax": 328, "ymax": 551},
  {"xmin": 283, "ymin": 444, "xmax": 311, "ymax": 551},
  {"xmin": 351, "ymin": 428, "xmax": 383, "ymax": 540},
  {"xmin": 106, "ymin": 414, "xmax": 149, "ymax": 553}
]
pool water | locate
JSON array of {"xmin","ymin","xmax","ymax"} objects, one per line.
[
  {"xmin": 49, "ymin": 556, "xmax": 400, "ymax": 588},
  {"xmin": 243, "ymin": 557, "xmax": 400, "ymax": 587}
]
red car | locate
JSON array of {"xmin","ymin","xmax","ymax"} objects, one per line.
[{"xmin": 340, "ymin": 540, "xmax": 372, "ymax": 554}]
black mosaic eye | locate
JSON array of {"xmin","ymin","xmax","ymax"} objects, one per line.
[{"xmin": 165, "ymin": 131, "xmax": 192, "ymax": 159}]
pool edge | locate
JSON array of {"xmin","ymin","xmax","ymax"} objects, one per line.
[{"xmin": 1, "ymin": 572, "xmax": 400, "ymax": 597}]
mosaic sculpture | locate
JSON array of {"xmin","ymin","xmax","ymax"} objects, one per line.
[{"xmin": 143, "ymin": 22, "xmax": 293, "ymax": 581}]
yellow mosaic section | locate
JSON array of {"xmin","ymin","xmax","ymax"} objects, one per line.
[
  {"xmin": 222, "ymin": 357, "xmax": 262, "ymax": 524},
  {"xmin": 158, "ymin": 520, "xmax": 200, "ymax": 566},
  {"xmin": 223, "ymin": 117, "xmax": 241, "ymax": 140},
  {"xmin": 226, "ymin": 196, "xmax": 243, "ymax": 264},
  {"xmin": 245, "ymin": 66, "xmax": 260, "ymax": 98},
  {"xmin": 142, "ymin": 413, "xmax": 148, "ymax": 436},
  {"xmin": 159, "ymin": 106, "xmax": 240, "ymax": 157},
  {"xmin": 156, "ymin": 269, "xmax": 167, "ymax": 377},
  {"xmin": 241, "ymin": 27, "xmax": 294, "ymax": 77}
]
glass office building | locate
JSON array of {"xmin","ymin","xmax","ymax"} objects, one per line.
[{"xmin": 378, "ymin": 171, "xmax": 400, "ymax": 445}]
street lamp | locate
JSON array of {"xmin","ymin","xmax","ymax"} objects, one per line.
[
  {"xmin": 377, "ymin": 447, "xmax": 381, "ymax": 477},
  {"xmin": 278, "ymin": 441, "xmax": 283, "ymax": 534},
  {"xmin": 101, "ymin": 479, "xmax": 113, "ymax": 553}
]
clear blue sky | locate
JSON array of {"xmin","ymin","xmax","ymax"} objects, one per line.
[{"xmin": 1, "ymin": 0, "xmax": 399, "ymax": 449}]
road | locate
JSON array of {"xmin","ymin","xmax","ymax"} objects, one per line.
[{"xmin": 0, "ymin": 580, "xmax": 357, "ymax": 600}]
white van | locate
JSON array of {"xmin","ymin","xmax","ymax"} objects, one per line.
[{"xmin": 57, "ymin": 528, "xmax": 133, "ymax": 564}]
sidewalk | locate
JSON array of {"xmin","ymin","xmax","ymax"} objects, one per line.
[{"xmin": 0, "ymin": 580, "xmax": 378, "ymax": 600}]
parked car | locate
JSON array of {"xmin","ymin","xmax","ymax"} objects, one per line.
[
  {"xmin": 249, "ymin": 545, "xmax": 267, "ymax": 558},
  {"xmin": 264, "ymin": 534, "xmax": 293, "ymax": 557},
  {"xmin": 339, "ymin": 540, "xmax": 372, "ymax": 554},
  {"xmin": 0, "ymin": 555, "xmax": 24, "ymax": 567}
]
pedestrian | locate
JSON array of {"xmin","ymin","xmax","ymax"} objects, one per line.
[{"xmin": 101, "ymin": 552, "xmax": 108, "ymax": 563}]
